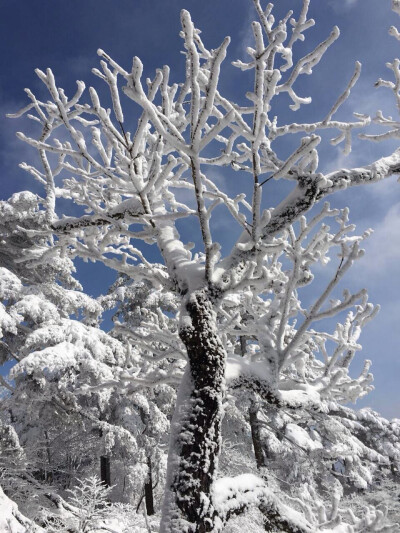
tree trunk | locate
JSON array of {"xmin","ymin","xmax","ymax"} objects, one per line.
[
  {"xmin": 239, "ymin": 335, "xmax": 247, "ymax": 357},
  {"xmin": 160, "ymin": 289, "xmax": 227, "ymax": 533},
  {"xmin": 44, "ymin": 430, "xmax": 53, "ymax": 483},
  {"xmin": 100, "ymin": 456, "xmax": 111, "ymax": 487},
  {"xmin": 135, "ymin": 400, "xmax": 155, "ymax": 515},
  {"xmin": 145, "ymin": 456, "xmax": 155, "ymax": 516},
  {"xmin": 249, "ymin": 401, "xmax": 265, "ymax": 470}
]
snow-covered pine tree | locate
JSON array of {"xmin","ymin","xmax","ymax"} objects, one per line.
[
  {"xmin": 8, "ymin": 0, "xmax": 400, "ymax": 530},
  {"xmin": 0, "ymin": 192, "xmax": 173, "ymax": 518},
  {"xmin": 0, "ymin": 193, "xmax": 126, "ymax": 510}
]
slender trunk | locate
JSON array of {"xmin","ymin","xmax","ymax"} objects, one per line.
[
  {"xmin": 249, "ymin": 401, "xmax": 265, "ymax": 469},
  {"xmin": 44, "ymin": 430, "xmax": 53, "ymax": 483},
  {"xmin": 9, "ymin": 409, "xmax": 16, "ymax": 424},
  {"xmin": 239, "ymin": 335, "xmax": 246, "ymax": 357},
  {"xmin": 100, "ymin": 456, "xmax": 111, "ymax": 487},
  {"xmin": 99, "ymin": 427, "xmax": 111, "ymax": 487},
  {"xmin": 161, "ymin": 289, "xmax": 227, "ymax": 533},
  {"xmin": 239, "ymin": 334, "xmax": 266, "ymax": 471},
  {"xmin": 145, "ymin": 456, "xmax": 155, "ymax": 516},
  {"xmin": 136, "ymin": 401, "xmax": 155, "ymax": 515}
]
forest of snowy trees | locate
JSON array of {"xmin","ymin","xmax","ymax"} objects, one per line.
[{"xmin": 1, "ymin": 0, "xmax": 400, "ymax": 531}]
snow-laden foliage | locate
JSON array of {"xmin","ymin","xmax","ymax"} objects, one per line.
[
  {"xmin": 0, "ymin": 194, "xmax": 140, "ymax": 516},
  {"xmin": 40, "ymin": 475, "xmax": 113, "ymax": 533},
  {"xmin": 0, "ymin": 226, "xmax": 173, "ymax": 520},
  {"xmin": 4, "ymin": 0, "xmax": 400, "ymax": 531},
  {"xmin": 40, "ymin": 475, "xmax": 161, "ymax": 533},
  {"xmin": 0, "ymin": 484, "xmax": 44, "ymax": 533}
]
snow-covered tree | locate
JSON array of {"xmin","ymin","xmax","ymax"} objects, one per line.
[
  {"xmin": 7, "ymin": 0, "xmax": 400, "ymax": 531},
  {"xmin": 0, "ymin": 194, "xmax": 129, "ymax": 511},
  {"xmin": 0, "ymin": 196, "xmax": 171, "ymax": 518}
]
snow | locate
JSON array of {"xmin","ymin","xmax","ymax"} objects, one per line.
[
  {"xmin": 0, "ymin": 267, "xmax": 22, "ymax": 300},
  {"xmin": 47, "ymin": 287, "xmax": 102, "ymax": 317},
  {"xmin": 0, "ymin": 485, "xmax": 42, "ymax": 532},
  {"xmin": 11, "ymin": 294, "xmax": 60, "ymax": 325},
  {"xmin": 285, "ymin": 423, "xmax": 323, "ymax": 451},
  {"xmin": 156, "ymin": 222, "xmax": 206, "ymax": 293},
  {"xmin": 213, "ymin": 474, "xmax": 311, "ymax": 532},
  {"xmin": 213, "ymin": 473, "xmax": 266, "ymax": 509},
  {"xmin": 225, "ymin": 354, "xmax": 273, "ymax": 385},
  {"xmin": 0, "ymin": 302, "xmax": 18, "ymax": 337},
  {"xmin": 278, "ymin": 386, "xmax": 323, "ymax": 409},
  {"xmin": 2, "ymin": 1, "xmax": 400, "ymax": 531},
  {"xmin": 11, "ymin": 318, "xmax": 126, "ymax": 386},
  {"xmin": 11, "ymin": 341, "xmax": 86, "ymax": 378}
]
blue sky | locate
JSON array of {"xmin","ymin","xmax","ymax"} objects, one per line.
[{"xmin": 1, "ymin": 0, "xmax": 399, "ymax": 418}]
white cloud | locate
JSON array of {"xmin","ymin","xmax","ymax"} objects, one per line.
[
  {"xmin": 353, "ymin": 202, "xmax": 400, "ymax": 275},
  {"xmin": 329, "ymin": 0, "xmax": 358, "ymax": 12}
]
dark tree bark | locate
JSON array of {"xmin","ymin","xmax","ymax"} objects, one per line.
[
  {"xmin": 135, "ymin": 401, "xmax": 155, "ymax": 515},
  {"xmin": 239, "ymin": 336, "xmax": 247, "ymax": 357},
  {"xmin": 144, "ymin": 456, "xmax": 155, "ymax": 516},
  {"xmin": 161, "ymin": 289, "xmax": 227, "ymax": 533},
  {"xmin": 99, "ymin": 426, "xmax": 111, "ymax": 488},
  {"xmin": 100, "ymin": 455, "xmax": 111, "ymax": 487},
  {"xmin": 249, "ymin": 401, "xmax": 265, "ymax": 470}
]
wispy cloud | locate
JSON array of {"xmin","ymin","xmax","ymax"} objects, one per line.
[
  {"xmin": 329, "ymin": 0, "xmax": 358, "ymax": 12},
  {"xmin": 357, "ymin": 202, "xmax": 400, "ymax": 274}
]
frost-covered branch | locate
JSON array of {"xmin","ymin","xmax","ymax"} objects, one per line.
[{"xmin": 6, "ymin": 1, "xmax": 400, "ymax": 531}]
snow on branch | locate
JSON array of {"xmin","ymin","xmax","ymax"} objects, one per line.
[
  {"xmin": 4, "ymin": 1, "xmax": 400, "ymax": 531},
  {"xmin": 9, "ymin": 0, "xmax": 393, "ymax": 298},
  {"xmin": 358, "ymin": 1, "xmax": 400, "ymax": 147},
  {"xmin": 217, "ymin": 202, "xmax": 377, "ymax": 407},
  {"xmin": 214, "ymin": 474, "xmax": 312, "ymax": 532},
  {"xmin": 214, "ymin": 474, "xmax": 399, "ymax": 532}
]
